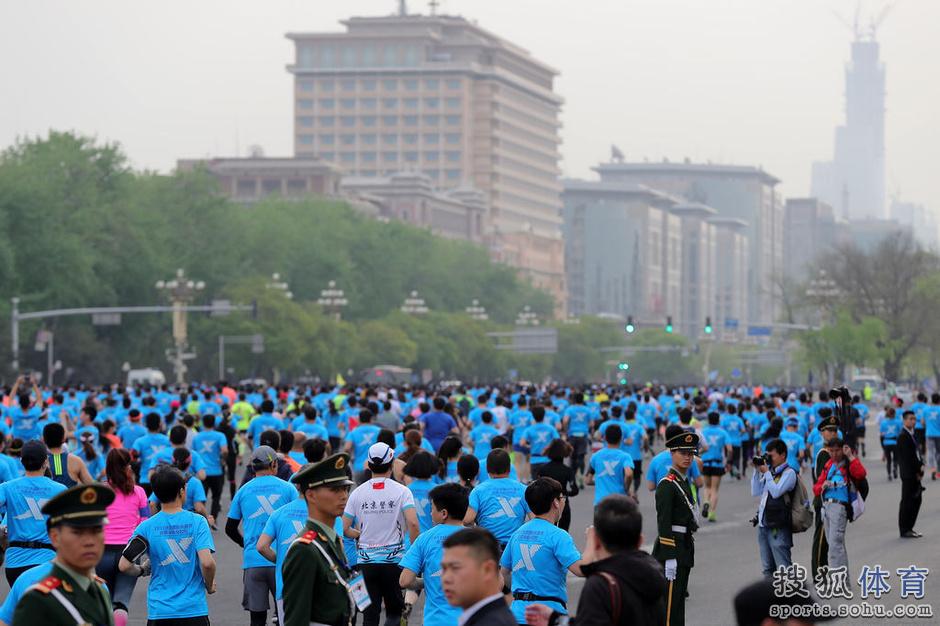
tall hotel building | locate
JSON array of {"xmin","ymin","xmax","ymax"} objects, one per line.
[{"xmin": 286, "ymin": 12, "xmax": 566, "ymax": 308}]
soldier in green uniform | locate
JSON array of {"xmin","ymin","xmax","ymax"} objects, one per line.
[
  {"xmin": 811, "ymin": 410, "xmax": 840, "ymax": 580},
  {"xmin": 12, "ymin": 483, "xmax": 116, "ymax": 626},
  {"xmin": 652, "ymin": 429, "xmax": 700, "ymax": 626},
  {"xmin": 281, "ymin": 452, "xmax": 357, "ymax": 626}
]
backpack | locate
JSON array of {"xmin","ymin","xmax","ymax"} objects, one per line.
[
  {"xmin": 785, "ymin": 472, "xmax": 814, "ymax": 533},
  {"xmin": 597, "ymin": 572, "xmax": 622, "ymax": 624}
]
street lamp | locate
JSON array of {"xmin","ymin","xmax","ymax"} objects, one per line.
[
  {"xmin": 401, "ymin": 290, "xmax": 429, "ymax": 315},
  {"xmin": 266, "ymin": 273, "xmax": 293, "ymax": 300},
  {"xmin": 317, "ymin": 280, "xmax": 349, "ymax": 321},
  {"xmin": 515, "ymin": 305, "xmax": 539, "ymax": 326},
  {"xmin": 156, "ymin": 268, "xmax": 205, "ymax": 384},
  {"xmin": 465, "ymin": 299, "xmax": 488, "ymax": 321}
]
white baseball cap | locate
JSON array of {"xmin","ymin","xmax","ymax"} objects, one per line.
[{"xmin": 368, "ymin": 442, "xmax": 394, "ymax": 465}]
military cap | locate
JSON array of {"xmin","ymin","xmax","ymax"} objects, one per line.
[
  {"xmin": 665, "ymin": 430, "xmax": 699, "ymax": 451},
  {"xmin": 291, "ymin": 453, "xmax": 355, "ymax": 490},
  {"xmin": 42, "ymin": 484, "xmax": 115, "ymax": 528},
  {"xmin": 817, "ymin": 413, "xmax": 840, "ymax": 431}
]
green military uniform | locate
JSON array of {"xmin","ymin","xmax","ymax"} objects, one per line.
[
  {"xmin": 12, "ymin": 484, "xmax": 116, "ymax": 626},
  {"xmin": 652, "ymin": 432, "xmax": 700, "ymax": 626},
  {"xmin": 281, "ymin": 453, "xmax": 356, "ymax": 626},
  {"xmin": 811, "ymin": 413, "xmax": 839, "ymax": 579}
]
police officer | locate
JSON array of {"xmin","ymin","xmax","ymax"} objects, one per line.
[
  {"xmin": 281, "ymin": 453, "xmax": 357, "ymax": 626},
  {"xmin": 652, "ymin": 428, "xmax": 700, "ymax": 626},
  {"xmin": 811, "ymin": 411, "xmax": 840, "ymax": 580},
  {"xmin": 12, "ymin": 483, "xmax": 116, "ymax": 626}
]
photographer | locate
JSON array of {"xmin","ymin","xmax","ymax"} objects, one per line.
[
  {"xmin": 812, "ymin": 438, "xmax": 866, "ymax": 571},
  {"xmin": 750, "ymin": 439, "xmax": 796, "ymax": 578}
]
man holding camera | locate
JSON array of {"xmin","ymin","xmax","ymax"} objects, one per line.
[
  {"xmin": 812, "ymin": 438, "xmax": 867, "ymax": 571},
  {"xmin": 750, "ymin": 439, "xmax": 796, "ymax": 578}
]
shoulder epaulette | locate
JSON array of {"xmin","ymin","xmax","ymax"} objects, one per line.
[
  {"xmin": 30, "ymin": 576, "xmax": 62, "ymax": 595},
  {"xmin": 295, "ymin": 530, "xmax": 317, "ymax": 545},
  {"xmin": 94, "ymin": 574, "xmax": 106, "ymax": 585}
]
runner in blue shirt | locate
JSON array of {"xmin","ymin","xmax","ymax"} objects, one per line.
[
  {"xmin": 464, "ymin": 449, "xmax": 528, "ymax": 547},
  {"xmin": 509, "ymin": 398, "xmax": 534, "ymax": 482},
  {"xmin": 256, "ymin": 494, "xmax": 307, "ymax": 613},
  {"xmin": 247, "ymin": 401, "xmax": 284, "ymax": 449},
  {"xmin": 699, "ymin": 412, "xmax": 731, "ymax": 522},
  {"xmin": 147, "ymin": 425, "xmax": 207, "ymax": 482},
  {"xmin": 926, "ymin": 394, "xmax": 940, "ymax": 480},
  {"xmin": 779, "ymin": 417, "xmax": 807, "ymax": 472},
  {"xmin": 118, "ymin": 465, "xmax": 217, "ymax": 622},
  {"xmin": 117, "ymin": 411, "xmax": 148, "ymax": 449},
  {"xmin": 344, "ymin": 410, "xmax": 382, "ymax": 473},
  {"xmin": 131, "ymin": 413, "xmax": 172, "ymax": 493},
  {"xmin": 520, "ymin": 407, "xmax": 559, "ymax": 476},
  {"xmin": 620, "ymin": 411, "xmax": 647, "ymax": 494},
  {"xmin": 468, "ymin": 412, "xmax": 500, "ymax": 461},
  {"xmin": 226, "ymin": 445, "xmax": 297, "ymax": 625},
  {"xmin": 720, "ymin": 405, "xmax": 746, "ymax": 479},
  {"xmin": 880, "ymin": 406, "xmax": 902, "ymax": 480},
  {"xmin": 0, "ymin": 441, "xmax": 67, "ymax": 584},
  {"xmin": 586, "ymin": 424, "xmax": 634, "ymax": 504},
  {"xmin": 399, "ymin": 482, "xmax": 468, "ymax": 626},
  {"xmin": 561, "ymin": 393, "xmax": 592, "ymax": 486},
  {"xmin": 193, "ymin": 415, "xmax": 228, "ymax": 523},
  {"xmin": 7, "ymin": 376, "xmax": 44, "ymax": 442},
  {"xmin": 500, "ymin": 477, "xmax": 583, "ymax": 623}
]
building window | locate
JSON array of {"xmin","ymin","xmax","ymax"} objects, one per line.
[
  {"xmin": 298, "ymin": 116, "xmax": 314, "ymax": 127},
  {"xmin": 237, "ymin": 179, "xmax": 256, "ymax": 196},
  {"xmin": 423, "ymin": 115, "xmax": 439, "ymax": 125},
  {"xmin": 361, "ymin": 134, "xmax": 377, "ymax": 145},
  {"xmin": 445, "ymin": 133, "xmax": 461, "ymax": 144},
  {"xmin": 445, "ymin": 115, "xmax": 461, "ymax": 125},
  {"xmin": 424, "ymin": 97, "xmax": 439, "ymax": 108},
  {"xmin": 425, "ymin": 169, "xmax": 439, "ymax": 179},
  {"xmin": 382, "ymin": 115, "xmax": 398, "ymax": 126},
  {"xmin": 341, "ymin": 79, "xmax": 356, "ymax": 92},
  {"xmin": 404, "ymin": 79, "xmax": 419, "ymax": 91},
  {"xmin": 362, "ymin": 116, "xmax": 377, "ymax": 127},
  {"xmin": 318, "ymin": 99, "xmax": 335, "ymax": 109},
  {"xmin": 319, "ymin": 151, "xmax": 335, "ymax": 161},
  {"xmin": 445, "ymin": 97, "xmax": 460, "ymax": 109},
  {"xmin": 319, "ymin": 79, "xmax": 334, "ymax": 91},
  {"xmin": 383, "ymin": 152, "xmax": 398, "ymax": 162},
  {"xmin": 361, "ymin": 98, "xmax": 377, "ymax": 110},
  {"xmin": 299, "ymin": 80, "xmax": 314, "ymax": 92},
  {"xmin": 404, "ymin": 45, "xmax": 419, "ymax": 66},
  {"xmin": 362, "ymin": 152, "xmax": 377, "ymax": 163},
  {"xmin": 404, "ymin": 98, "xmax": 419, "ymax": 109},
  {"xmin": 403, "ymin": 133, "xmax": 418, "ymax": 144},
  {"xmin": 298, "ymin": 99, "xmax": 314, "ymax": 109},
  {"xmin": 340, "ymin": 134, "xmax": 356, "ymax": 145},
  {"xmin": 404, "ymin": 151, "xmax": 418, "ymax": 162},
  {"xmin": 362, "ymin": 169, "xmax": 377, "ymax": 176},
  {"xmin": 340, "ymin": 152, "xmax": 356, "ymax": 163},
  {"xmin": 445, "ymin": 79, "xmax": 461, "ymax": 90},
  {"xmin": 340, "ymin": 98, "xmax": 356, "ymax": 110},
  {"xmin": 403, "ymin": 115, "xmax": 418, "ymax": 126},
  {"xmin": 362, "ymin": 79, "xmax": 376, "ymax": 91},
  {"xmin": 383, "ymin": 79, "xmax": 398, "ymax": 91},
  {"xmin": 319, "ymin": 134, "xmax": 335, "ymax": 145},
  {"xmin": 383, "ymin": 44, "xmax": 398, "ymax": 66},
  {"xmin": 425, "ymin": 78, "xmax": 439, "ymax": 89},
  {"xmin": 383, "ymin": 98, "xmax": 398, "ymax": 110},
  {"xmin": 425, "ymin": 151, "xmax": 439, "ymax": 162},
  {"xmin": 319, "ymin": 116, "xmax": 335, "ymax": 127},
  {"xmin": 341, "ymin": 47, "xmax": 356, "ymax": 68},
  {"xmin": 340, "ymin": 116, "xmax": 356, "ymax": 127},
  {"xmin": 320, "ymin": 46, "xmax": 335, "ymax": 68},
  {"xmin": 287, "ymin": 178, "xmax": 307, "ymax": 194},
  {"xmin": 298, "ymin": 45, "xmax": 315, "ymax": 68},
  {"xmin": 298, "ymin": 134, "xmax": 314, "ymax": 145},
  {"xmin": 362, "ymin": 47, "xmax": 376, "ymax": 67},
  {"xmin": 445, "ymin": 151, "xmax": 460, "ymax": 162},
  {"xmin": 423, "ymin": 133, "xmax": 439, "ymax": 144},
  {"xmin": 445, "ymin": 169, "xmax": 461, "ymax": 179},
  {"xmin": 382, "ymin": 134, "xmax": 398, "ymax": 145}
]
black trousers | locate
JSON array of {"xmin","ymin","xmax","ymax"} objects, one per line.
[
  {"xmin": 730, "ymin": 446, "xmax": 741, "ymax": 476},
  {"xmin": 5, "ymin": 565, "xmax": 31, "ymax": 587},
  {"xmin": 633, "ymin": 459, "xmax": 644, "ymax": 493},
  {"xmin": 882, "ymin": 444, "xmax": 897, "ymax": 477},
  {"xmin": 899, "ymin": 478, "xmax": 923, "ymax": 534},
  {"xmin": 361, "ymin": 562, "xmax": 404, "ymax": 626},
  {"xmin": 202, "ymin": 474, "xmax": 224, "ymax": 518}
]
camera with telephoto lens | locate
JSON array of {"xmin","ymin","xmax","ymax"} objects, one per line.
[{"xmin": 752, "ymin": 454, "xmax": 769, "ymax": 467}]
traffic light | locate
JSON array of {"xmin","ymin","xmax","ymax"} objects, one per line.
[
  {"xmin": 618, "ymin": 362, "xmax": 630, "ymax": 371},
  {"xmin": 665, "ymin": 316, "xmax": 673, "ymax": 334},
  {"xmin": 704, "ymin": 316, "xmax": 713, "ymax": 334},
  {"xmin": 625, "ymin": 316, "xmax": 636, "ymax": 334},
  {"xmin": 618, "ymin": 377, "xmax": 628, "ymax": 385}
]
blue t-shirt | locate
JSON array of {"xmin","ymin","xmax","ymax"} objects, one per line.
[
  {"xmin": 779, "ymin": 431, "xmax": 806, "ymax": 471},
  {"xmin": 148, "ymin": 447, "xmax": 207, "ymax": 479},
  {"xmin": 399, "ymin": 524, "xmax": 464, "ymax": 626},
  {"xmin": 247, "ymin": 414, "xmax": 284, "ymax": 448},
  {"xmin": 880, "ymin": 418, "xmax": 901, "ymax": 444},
  {"xmin": 926, "ymin": 406, "xmax": 940, "ymax": 438},
  {"xmin": 645, "ymin": 450, "xmax": 700, "ymax": 484},
  {"xmin": 347, "ymin": 424, "xmax": 381, "ymax": 469},
  {"xmin": 295, "ymin": 421, "xmax": 329, "ymax": 441},
  {"xmin": 500, "ymin": 518, "xmax": 581, "ymax": 621},
  {"xmin": 260, "ymin": 498, "xmax": 309, "ymax": 600},
  {"xmin": 721, "ymin": 415, "xmax": 746, "ymax": 446},
  {"xmin": 469, "ymin": 424, "xmax": 500, "ymax": 460},
  {"xmin": 523, "ymin": 423, "xmax": 559, "ymax": 465},
  {"xmin": 0, "ymin": 475, "xmax": 67, "ymax": 567},
  {"xmin": 149, "ymin": 476, "xmax": 206, "ymax": 512},
  {"xmin": 406, "ymin": 478, "xmax": 439, "ymax": 533},
  {"xmin": 620, "ymin": 421, "xmax": 645, "ymax": 461},
  {"xmin": 228, "ymin": 474, "xmax": 297, "ymax": 569},
  {"xmin": 700, "ymin": 426, "xmax": 729, "ymax": 467},
  {"xmin": 468, "ymin": 477, "xmax": 529, "ymax": 544},
  {"xmin": 420, "ymin": 412, "xmax": 458, "ymax": 451},
  {"xmin": 132, "ymin": 433, "xmax": 172, "ymax": 485},
  {"xmin": 589, "ymin": 447, "xmax": 634, "ymax": 504},
  {"xmin": 193, "ymin": 430, "xmax": 228, "ymax": 476},
  {"xmin": 118, "ymin": 422, "xmax": 148, "ymax": 448},
  {"xmin": 133, "ymin": 509, "xmax": 215, "ymax": 619},
  {"xmin": 510, "ymin": 410, "xmax": 533, "ymax": 445},
  {"xmin": 562, "ymin": 405, "xmax": 592, "ymax": 437},
  {"xmin": 8, "ymin": 405, "xmax": 43, "ymax": 441},
  {"xmin": 0, "ymin": 561, "xmax": 54, "ymax": 624}
]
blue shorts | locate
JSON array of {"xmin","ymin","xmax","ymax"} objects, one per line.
[{"xmin": 513, "ymin": 444, "xmax": 530, "ymax": 455}]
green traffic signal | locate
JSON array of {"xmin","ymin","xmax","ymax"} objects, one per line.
[
  {"xmin": 619, "ymin": 377, "xmax": 628, "ymax": 385},
  {"xmin": 704, "ymin": 316, "xmax": 713, "ymax": 334},
  {"xmin": 625, "ymin": 316, "xmax": 636, "ymax": 333},
  {"xmin": 618, "ymin": 362, "xmax": 630, "ymax": 371}
]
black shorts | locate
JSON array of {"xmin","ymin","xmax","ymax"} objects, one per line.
[
  {"xmin": 702, "ymin": 465, "xmax": 725, "ymax": 477},
  {"xmin": 569, "ymin": 435, "xmax": 588, "ymax": 457}
]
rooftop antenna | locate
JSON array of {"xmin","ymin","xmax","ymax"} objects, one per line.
[
  {"xmin": 869, "ymin": 2, "xmax": 895, "ymax": 40},
  {"xmin": 398, "ymin": 0, "xmax": 407, "ymax": 16},
  {"xmin": 429, "ymin": 0, "xmax": 439, "ymax": 15}
]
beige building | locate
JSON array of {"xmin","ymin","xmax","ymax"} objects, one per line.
[
  {"xmin": 286, "ymin": 12, "xmax": 565, "ymax": 309},
  {"xmin": 710, "ymin": 217, "xmax": 749, "ymax": 337},
  {"xmin": 670, "ymin": 203, "xmax": 717, "ymax": 336},
  {"xmin": 176, "ymin": 156, "xmax": 342, "ymax": 203}
]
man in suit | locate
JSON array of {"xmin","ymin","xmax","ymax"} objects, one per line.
[
  {"xmin": 897, "ymin": 410, "xmax": 925, "ymax": 538},
  {"xmin": 441, "ymin": 527, "xmax": 515, "ymax": 626}
]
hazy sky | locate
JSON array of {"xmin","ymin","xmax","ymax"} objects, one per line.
[{"xmin": 2, "ymin": 0, "xmax": 937, "ymax": 211}]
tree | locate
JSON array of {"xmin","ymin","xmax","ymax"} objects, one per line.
[{"xmin": 798, "ymin": 311, "xmax": 887, "ymax": 386}]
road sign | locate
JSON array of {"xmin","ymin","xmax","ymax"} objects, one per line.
[
  {"xmin": 724, "ymin": 318, "xmax": 739, "ymax": 330},
  {"xmin": 731, "ymin": 368, "xmax": 742, "ymax": 378},
  {"xmin": 747, "ymin": 325, "xmax": 772, "ymax": 337},
  {"xmin": 210, "ymin": 300, "xmax": 232, "ymax": 317},
  {"xmin": 92, "ymin": 313, "xmax": 122, "ymax": 325},
  {"xmin": 487, "ymin": 328, "xmax": 558, "ymax": 354}
]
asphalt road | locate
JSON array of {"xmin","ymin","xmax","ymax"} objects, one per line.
[{"xmin": 2, "ymin": 428, "xmax": 938, "ymax": 625}]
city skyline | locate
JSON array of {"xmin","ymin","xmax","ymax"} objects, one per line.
[{"xmin": 1, "ymin": 0, "xmax": 937, "ymax": 214}]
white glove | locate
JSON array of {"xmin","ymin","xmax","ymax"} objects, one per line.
[{"xmin": 664, "ymin": 558, "xmax": 677, "ymax": 581}]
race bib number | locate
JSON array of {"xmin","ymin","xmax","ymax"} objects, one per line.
[{"xmin": 348, "ymin": 573, "xmax": 372, "ymax": 612}]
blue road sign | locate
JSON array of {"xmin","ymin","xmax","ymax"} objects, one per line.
[
  {"xmin": 724, "ymin": 318, "xmax": 739, "ymax": 330},
  {"xmin": 747, "ymin": 326, "xmax": 772, "ymax": 337}
]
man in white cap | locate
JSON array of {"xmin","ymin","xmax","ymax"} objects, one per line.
[{"xmin": 342, "ymin": 442, "xmax": 420, "ymax": 626}]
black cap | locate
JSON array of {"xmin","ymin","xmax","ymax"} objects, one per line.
[
  {"xmin": 817, "ymin": 413, "xmax": 840, "ymax": 432},
  {"xmin": 21, "ymin": 440, "xmax": 48, "ymax": 469},
  {"xmin": 43, "ymin": 484, "xmax": 116, "ymax": 528},
  {"xmin": 291, "ymin": 453, "xmax": 355, "ymax": 490},
  {"xmin": 666, "ymin": 430, "xmax": 699, "ymax": 451},
  {"xmin": 734, "ymin": 578, "xmax": 834, "ymax": 626}
]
